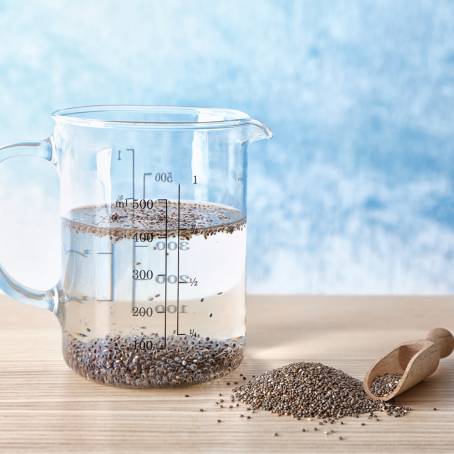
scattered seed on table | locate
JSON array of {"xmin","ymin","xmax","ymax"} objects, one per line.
[
  {"xmin": 185, "ymin": 394, "xmax": 190, "ymax": 397},
  {"xmin": 433, "ymin": 407, "xmax": 438, "ymax": 411},
  {"xmin": 217, "ymin": 419, "xmax": 222, "ymax": 423},
  {"xmin": 339, "ymin": 436, "xmax": 344, "ymax": 441}
]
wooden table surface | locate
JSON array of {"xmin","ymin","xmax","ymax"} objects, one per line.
[{"xmin": 0, "ymin": 295, "xmax": 453, "ymax": 453}]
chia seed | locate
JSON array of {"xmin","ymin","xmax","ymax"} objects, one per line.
[
  {"xmin": 63, "ymin": 333, "xmax": 243, "ymax": 387},
  {"xmin": 64, "ymin": 200, "xmax": 246, "ymax": 242},
  {"xmin": 233, "ymin": 362, "xmax": 411, "ymax": 420},
  {"xmin": 370, "ymin": 373, "xmax": 403, "ymax": 397}
]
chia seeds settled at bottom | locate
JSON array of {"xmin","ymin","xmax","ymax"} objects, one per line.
[{"xmin": 64, "ymin": 333, "xmax": 243, "ymax": 387}]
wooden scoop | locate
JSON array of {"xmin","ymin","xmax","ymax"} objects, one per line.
[{"xmin": 364, "ymin": 328, "xmax": 454, "ymax": 401}]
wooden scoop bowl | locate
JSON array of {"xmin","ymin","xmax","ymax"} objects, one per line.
[{"xmin": 364, "ymin": 328, "xmax": 454, "ymax": 401}]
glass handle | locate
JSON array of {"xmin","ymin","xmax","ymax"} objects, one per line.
[{"xmin": 0, "ymin": 138, "xmax": 59, "ymax": 312}]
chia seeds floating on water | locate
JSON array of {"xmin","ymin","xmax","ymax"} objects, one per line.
[
  {"xmin": 233, "ymin": 362, "xmax": 411, "ymax": 420},
  {"xmin": 63, "ymin": 333, "xmax": 243, "ymax": 387},
  {"xmin": 63, "ymin": 200, "xmax": 246, "ymax": 241},
  {"xmin": 370, "ymin": 373, "xmax": 403, "ymax": 397}
]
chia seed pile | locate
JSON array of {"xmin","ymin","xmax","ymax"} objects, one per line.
[
  {"xmin": 63, "ymin": 200, "xmax": 246, "ymax": 241},
  {"xmin": 370, "ymin": 373, "xmax": 403, "ymax": 397},
  {"xmin": 64, "ymin": 333, "xmax": 243, "ymax": 387},
  {"xmin": 233, "ymin": 362, "xmax": 410, "ymax": 420}
]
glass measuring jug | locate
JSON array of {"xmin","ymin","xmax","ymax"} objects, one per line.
[{"xmin": 0, "ymin": 105, "xmax": 271, "ymax": 387}]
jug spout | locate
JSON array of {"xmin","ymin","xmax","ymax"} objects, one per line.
[{"xmin": 246, "ymin": 119, "xmax": 273, "ymax": 143}]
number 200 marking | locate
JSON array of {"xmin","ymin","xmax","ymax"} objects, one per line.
[{"xmin": 132, "ymin": 307, "xmax": 153, "ymax": 317}]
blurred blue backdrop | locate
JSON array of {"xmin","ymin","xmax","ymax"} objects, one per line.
[{"xmin": 1, "ymin": 0, "xmax": 454, "ymax": 294}]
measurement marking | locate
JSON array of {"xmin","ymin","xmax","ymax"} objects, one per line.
[
  {"xmin": 127, "ymin": 148, "xmax": 136, "ymax": 309},
  {"xmin": 111, "ymin": 242, "xmax": 115, "ymax": 301},
  {"xmin": 96, "ymin": 242, "xmax": 114, "ymax": 301},
  {"xmin": 143, "ymin": 172, "xmax": 152, "ymax": 199},
  {"xmin": 129, "ymin": 148, "xmax": 135, "ymax": 223},
  {"xmin": 65, "ymin": 249, "xmax": 89, "ymax": 257},
  {"xmin": 141, "ymin": 172, "xmax": 154, "ymax": 313},
  {"xmin": 164, "ymin": 198, "xmax": 168, "ymax": 348},
  {"xmin": 177, "ymin": 183, "xmax": 182, "ymax": 335},
  {"xmin": 69, "ymin": 296, "xmax": 86, "ymax": 304}
]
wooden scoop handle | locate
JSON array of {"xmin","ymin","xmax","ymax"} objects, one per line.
[{"xmin": 426, "ymin": 328, "xmax": 454, "ymax": 359}]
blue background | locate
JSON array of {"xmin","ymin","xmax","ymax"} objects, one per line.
[{"xmin": 1, "ymin": 0, "xmax": 454, "ymax": 293}]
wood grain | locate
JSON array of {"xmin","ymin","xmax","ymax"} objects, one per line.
[{"xmin": 0, "ymin": 295, "xmax": 453, "ymax": 453}]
